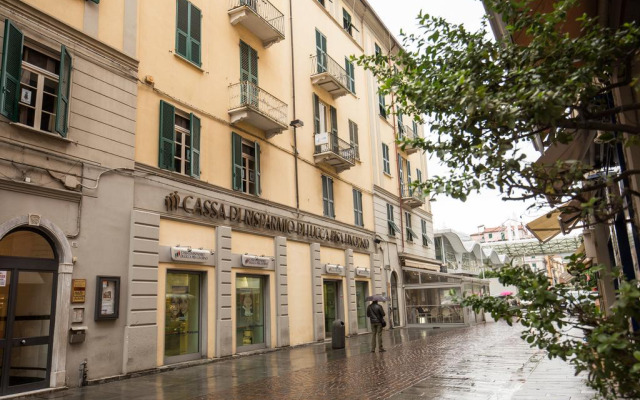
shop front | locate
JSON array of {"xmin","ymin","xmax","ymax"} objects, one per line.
[
  {"xmin": 235, "ymin": 274, "xmax": 267, "ymax": 351},
  {"xmin": 403, "ymin": 268, "xmax": 489, "ymax": 327}
]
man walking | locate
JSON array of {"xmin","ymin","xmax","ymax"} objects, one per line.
[{"xmin": 366, "ymin": 300, "xmax": 386, "ymax": 352}]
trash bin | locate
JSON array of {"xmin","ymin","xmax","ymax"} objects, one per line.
[{"xmin": 331, "ymin": 320, "xmax": 345, "ymax": 349}]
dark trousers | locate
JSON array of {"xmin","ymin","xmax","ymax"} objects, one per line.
[{"xmin": 371, "ymin": 323, "xmax": 384, "ymax": 350}]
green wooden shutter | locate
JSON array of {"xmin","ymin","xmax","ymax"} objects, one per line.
[
  {"xmin": 55, "ymin": 45, "xmax": 72, "ymax": 137},
  {"xmin": 190, "ymin": 113, "xmax": 200, "ymax": 178},
  {"xmin": 254, "ymin": 141, "xmax": 261, "ymax": 196},
  {"xmin": 313, "ymin": 93, "xmax": 320, "ymax": 133},
  {"xmin": 231, "ymin": 132, "xmax": 243, "ymax": 191},
  {"xmin": 322, "ymin": 176, "xmax": 329, "ymax": 216},
  {"xmin": 329, "ymin": 105, "xmax": 337, "ymax": 153},
  {"xmin": 175, "ymin": 0, "xmax": 189, "ymax": 59},
  {"xmin": 0, "ymin": 20, "xmax": 23, "ymax": 121},
  {"xmin": 327, "ymin": 177, "xmax": 334, "ymax": 217},
  {"xmin": 240, "ymin": 41, "xmax": 249, "ymax": 82},
  {"xmin": 189, "ymin": 3, "xmax": 201, "ymax": 66},
  {"xmin": 159, "ymin": 100, "xmax": 176, "ymax": 171},
  {"xmin": 407, "ymin": 160, "xmax": 412, "ymax": 195},
  {"xmin": 315, "ymin": 29, "xmax": 326, "ymax": 73},
  {"xmin": 89, "ymin": 0, "xmax": 100, "ymax": 3}
]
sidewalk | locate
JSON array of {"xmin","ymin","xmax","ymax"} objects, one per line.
[{"xmin": 27, "ymin": 322, "xmax": 595, "ymax": 400}]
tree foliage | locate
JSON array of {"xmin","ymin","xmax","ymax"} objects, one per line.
[
  {"xmin": 355, "ymin": 0, "xmax": 640, "ymax": 223},
  {"xmin": 355, "ymin": 0, "xmax": 640, "ymax": 397},
  {"xmin": 461, "ymin": 256, "xmax": 640, "ymax": 399}
]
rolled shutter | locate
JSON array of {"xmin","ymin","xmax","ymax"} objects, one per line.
[
  {"xmin": 254, "ymin": 141, "xmax": 261, "ymax": 196},
  {"xmin": 189, "ymin": 3, "xmax": 201, "ymax": 66},
  {"xmin": 159, "ymin": 100, "xmax": 175, "ymax": 171},
  {"xmin": 190, "ymin": 113, "xmax": 200, "ymax": 178},
  {"xmin": 0, "ymin": 19, "xmax": 23, "ymax": 121},
  {"xmin": 232, "ymin": 132, "xmax": 243, "ymax": 191},
  {"xmin": 55, "ymin": 45, "xmax": 72, "ymax": 137}
]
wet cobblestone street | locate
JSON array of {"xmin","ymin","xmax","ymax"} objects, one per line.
[{"xmin": 32, "ymin": 322, "xmax": 595, "ymax": 400}]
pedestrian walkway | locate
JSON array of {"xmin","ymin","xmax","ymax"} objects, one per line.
[{"xmin": 29, "ymin": 322, "xmax": 595, "ymax": 400}]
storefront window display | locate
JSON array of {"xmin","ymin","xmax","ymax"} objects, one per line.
[
  {"xmin": 165, "ymin": 272, "xmax": 201, "ymax": 360},
  {"xmin": 405, "ymin": 287, "xmax": 463, "ymax": 325},
  {"xmin": 236, "ymin": 275, "xmax": 265, "ymax": 349}
]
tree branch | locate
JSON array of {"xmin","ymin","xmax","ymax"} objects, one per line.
[{"xmin": 556, "ymin": 119, "xmax": 640, "ymax": 134}]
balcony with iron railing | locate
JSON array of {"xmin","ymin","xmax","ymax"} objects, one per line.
[
  {"xmin": 397, "ymin": 124, "xmax": 420, "ymax": 155},
  {"xmin": 228, "ymin": 0, "xmax": 285, "ymax": 47},
  {"xmin": 401, "ymin": 185, "xmax": 425, "ymax": 208},
  {"xmin": 228, "ymin": 81, "xmax": 288, "ymax": 137},
  {"xmin": 310, "ymin": 52, "xmax": 354, "ymax": 99},
  {"xmin": 313, "ymin": 132, "xmax": 356, "ymax": 172}
]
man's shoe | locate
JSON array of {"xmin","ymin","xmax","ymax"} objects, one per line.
[{"xmin": 379, "ymin": 349, "xmax": 386, "ymax": 352}]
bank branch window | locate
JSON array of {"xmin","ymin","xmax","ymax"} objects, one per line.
[
  {"xmin": 165, "ymin": 272, "xmax": 202, "ymax": 361},
  {"xmin": 236, "ymin": 275, "xmax": 266, "ymax": 349},
  {"xmin": 232, "ymin": 132, "xmax": 261, "ymax": 196},
  {"xmin": 0, "ymin": 20, "xmax": 72, "ymax": 137},
  {"xmin": 158, "ymin": 100, "xmax": 201, "ymax": 178}
]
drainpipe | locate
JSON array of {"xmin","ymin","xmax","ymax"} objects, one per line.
[{"xmin": 289, "ymin": 0, "xmax": 300, "ymax": 211}]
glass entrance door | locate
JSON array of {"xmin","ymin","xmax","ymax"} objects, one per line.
[
  {"xmin": 390, "ymin": 272, "xmax": 399, "ymax": 327},
  {"xmin": 323, "ymin": 281, "xmax": 338, "ymax": 337},
  {"xmin": 0, "ymin": 230, "xmax": 57, "ymax": 396},
  {"xmin": 164, "ymin": 271, "xmax": 202, "ymax": 363},
  {"xmin": 355, "ymin": 281, "xmax": 367, "ymax": 331}
]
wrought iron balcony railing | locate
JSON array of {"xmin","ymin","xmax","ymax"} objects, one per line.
[
  {"xmin": 229, "ymin": 0, "xmax": 285, "ymax": 40},
  {"xmin": 310, "ymin": 52, "xmax": 353, "ymax": 98},
  {"xmin": 228, "ymin": 81, "xmax": 288, "ymax": 134},
  {"xmin": 401, "ymin": 186, "xmax": 425, "ymax": 208},
  {"xmin": 314, "ymin": 132, "xmax": 356, "ymax": 171}
]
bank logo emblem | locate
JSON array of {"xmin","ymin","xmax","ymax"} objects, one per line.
[{"xmin": 165, "ymin": 191, "xmax": 180, "ymax": 211}]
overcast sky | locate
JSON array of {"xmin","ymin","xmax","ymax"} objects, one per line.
[{"xmin": 365, "ymin": 0, "xmax": 546, "ymax": 234}]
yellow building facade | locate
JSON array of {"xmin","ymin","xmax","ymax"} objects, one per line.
[{"xmin": 0, "ymin": 0, "xmax": 440, "ymax": 393}]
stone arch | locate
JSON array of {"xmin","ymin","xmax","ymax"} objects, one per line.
[{"xmin": 0, "ymin": 214, "xmax": 73, "ymax": 388}]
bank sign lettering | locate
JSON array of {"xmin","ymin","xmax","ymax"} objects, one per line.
[{"xmin": 165, "ymin": 192, "xmax": 371, "ymax": 250}]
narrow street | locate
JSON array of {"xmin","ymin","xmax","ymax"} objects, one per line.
[{"xmin": 31, "ymin": 322, "xmax": 595, "ymax": 400}]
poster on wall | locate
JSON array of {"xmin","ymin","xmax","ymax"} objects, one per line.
[
  {"xmin": 95, "ymin": 276, "xmax": 120, "ymax": 321},
  {"xmin": 0, "ymin": 271, "xmax": 7, "ymax": 287}
]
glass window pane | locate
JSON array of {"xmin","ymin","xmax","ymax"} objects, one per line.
[
  {"xmin": 13, "ymin": 272, "xmax": 53, "ymax": 339},
  {"xmin": 9, "ymin": 344, "xmax": 47, "ymax": 387},
  {"xmin": 236, "ymin": 275, "xmax": 265, "ymax": 347},
  {"xmin": 165, "ymin": 272, "xmax": 201, "ymax": 357},
  {"xmin": 0, "ymin": 270, "xmax": 11, "ymax": 339},
  {"xmin": 403, "ymin": 270, "xmax": 419, "ymax": 285}
]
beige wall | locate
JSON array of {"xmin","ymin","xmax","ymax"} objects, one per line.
[
  {"xmin": 159, "ymin": 219, "xmax": 216, "ymax": 249},
  {"xmin": 232, "ymin": 231, "xmax": 273, "ymax": 257},
  {"xmin": 21, "ymin": 0, "xmax": 84, "ymax": 32},
  {"xmin": 286, "ymin": 241, "xmax": 313, "ymax": 346},
  {"xmin": 97, "ymin": 0, "xmax": 125, "ymax": 50}
]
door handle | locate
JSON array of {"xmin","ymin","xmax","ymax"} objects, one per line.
[{"xmin": 20, "ymin": 340, "xmax": 26, "ymax": 345}]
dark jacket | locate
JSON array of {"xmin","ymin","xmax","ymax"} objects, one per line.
[{"xmin": 366, "ymin": 302, "xmax": 385, "ymax": 324}]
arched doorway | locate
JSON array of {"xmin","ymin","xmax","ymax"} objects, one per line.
[
  {"xmin": 0, "ymin": 229, "xmax": 58, "ymax": 395},
  {"xmin": 390, "ymin": 272, "xmax": 400, "ymax": 327}
]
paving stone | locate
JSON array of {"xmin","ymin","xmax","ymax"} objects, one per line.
[{"xmin": 29, "ymin": 322, "xmax": 596, "ymax": 400}]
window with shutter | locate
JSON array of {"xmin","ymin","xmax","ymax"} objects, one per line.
[
  {"xmin": 240, "ymin": 41, "xmax": 258, "ymax": 106},
  {"xmin": 343, "ymin": 9, "xmax": 352, "ymax": 35},
  {"xmin": 344, "ymin": 57, "xmax": 355, "ymax": 93},
  {"xmin": 398, "ymin": 155, "xmax": 405, "ymax": 196},
  {"xmin": 315, "ymin": 29, "xmax": 327, "ymax": 73},
  {"xmin": 387, "ymin": 203, "xmax": 399, "ymax": 236},
  {"xmin": 158, "ymin": 101, "xmax": 198, "ymax": 176},
  {"xmin": 1, "ymin": 20, "xmax": 73, "ymax": 137},
  {"xmin": 232, "ymin": 132, "xmax": 260, "ymax": 195},
  {"xmin": 348, "ymin": 120, "xmax": 359, "ymax": 160},
  {"xmin": 382, "ymin": 143, "xmax": 390, "ymax": 174},
  {"xmin": 175, "ymin": 0, "xmax": 201, "ymax": 66},
  {"xmin": 353, "ymin": 189, "xmax": 363, "ymax": 227},
  {"xmin": 322, "ymin": 175, "xmax": 334, "ymax": 218},
  {"xmin": 407, "ymin": 160, "xmax": 412, "ymax": 195}
]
